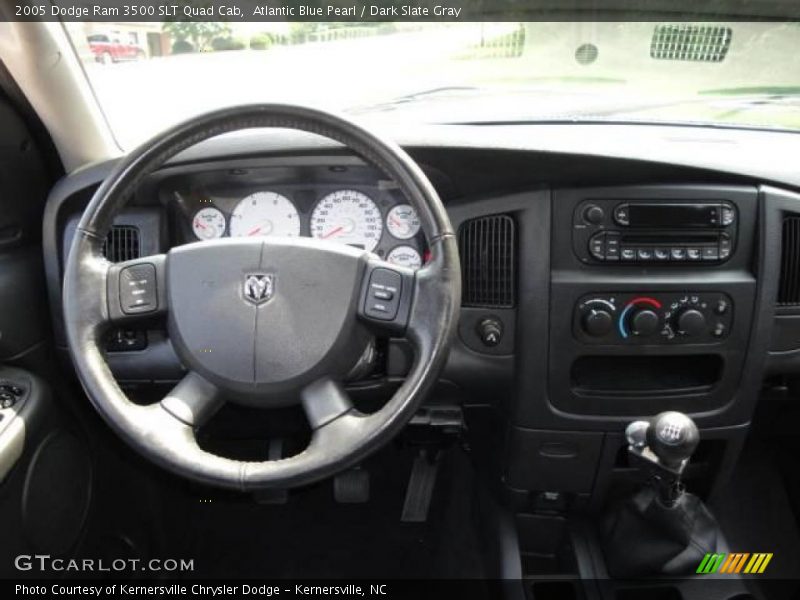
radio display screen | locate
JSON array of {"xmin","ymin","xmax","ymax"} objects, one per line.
[{"xmin": 627, "ymin": 204, "xmax": 718, "ymax": 228}]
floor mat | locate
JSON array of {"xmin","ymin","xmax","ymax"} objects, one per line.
[
  {"xmin": 164, "ymin": 443, "xmax": 486, "ymax": 580},
  {"xmin": 711, "ymin": 435, "xmax": 800, "ymax": 599}
]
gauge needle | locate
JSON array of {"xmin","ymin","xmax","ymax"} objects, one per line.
[
  {"xmin": 194, "ymin": 220, "xmax": 207, "ymax": 230},
  {"xmin": 247, "ymin": 226, "xmax": 263, "ymax": 236},
  {"xmin": 322, "ymin": 226, "xmax": 344, "ymax": 239}
]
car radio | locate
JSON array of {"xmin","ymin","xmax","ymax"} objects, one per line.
[{"xmin": 573, "ymin": 200, "xmax": 737, "ymax": 264}]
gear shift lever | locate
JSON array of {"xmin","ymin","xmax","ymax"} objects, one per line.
[
  {"xmin": 602, "ymin": 411, "xmax": 719, "ymax": 576},
  {"xmin": 626, "ymin": 411, "xmax": 700, "ymax": 506}
]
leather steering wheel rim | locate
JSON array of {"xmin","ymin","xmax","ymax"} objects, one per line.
[{"xmin": 63, "ymin": 104, "xmax": 460, "ymax": 490}]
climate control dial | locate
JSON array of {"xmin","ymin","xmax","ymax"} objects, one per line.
[
  {"xmin": 629, "ymin": 307, "xmax": 660, "ymax": 336},
  {"xmin": 582, "ymin": 308, "xmax": 614, "ymax": 337},
  {"xmin": 674, "ymin": 308, "xmax": 707, "ymax": 337}
]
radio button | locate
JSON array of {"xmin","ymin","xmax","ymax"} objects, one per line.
[
  {"xmin": 686, "ymin": 248, "xmax": 702, "ymax": 261},
  {"xmin": 637, "ymin": 248, "xmax": 654, "ymax": 260},
  {"xmin": 721, "ymin": 206, "xmax": 735, "ymax": 226},
  {"xmin": 621, "ymin": 247, "xmax": 636, "ymax": 261},
  {"xmin": 614, "ymin": 204, "xmax": 630, "ymax": 226},
  {"xmin": 654, "ymin": 248, "xmax": 670, "ymax": 261},
  {"xmin": 670, "ymin": 248, "xmax": 687, "ymax": 260},
  {"xmin": 702, "ymin": 247, "xmax": 720, "ymax": 261},
  {"xmin": 589, "ymin": 234, "xmax": 606, "ymax": 260}
]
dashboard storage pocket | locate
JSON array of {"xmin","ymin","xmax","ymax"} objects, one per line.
[{"xmin": 570, "ymin": 355, "xmax": 723, "ymax": 397}]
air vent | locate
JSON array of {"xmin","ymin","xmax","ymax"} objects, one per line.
[
  {"xmin": 102, "ymin": 226, "xmax": 140, "ymax": 263},
  {"xmin": 458, "ymin": 215, "xmax": 515, "ymax": 308},
  {"xmin": 778, "ymin": 216, "xmax": 800, "ymax": 306},
  {"xmin": 651, "ymin": 25, "xmax": 732, "ymax": 63}
]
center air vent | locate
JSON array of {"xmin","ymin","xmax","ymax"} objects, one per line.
[
  {"xmin": 102, "ymin": 225, "xmax": 140, "ymax": 263},
  {"xmin": 778, "ymin": 216, "xmax": 800, "ymax": 306},
  {"xmin": 458, "ymin": 214, "xmax": 515, "ymax": 308},
  {"xmin": 651, "ymin": 24, "xmax": 732, "ymax": 63}
]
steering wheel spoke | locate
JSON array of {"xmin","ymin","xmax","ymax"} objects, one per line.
[
  {"xmin": 161, "ymin": 371, "xmax": 224, "ymax": 428},
  {"xmin": 106, "ymin": 253, "xmax": 168, "ymax": 325},
  {"xmin": 301, "ymin": 377, "xmax": 354, "ymax": 430}
]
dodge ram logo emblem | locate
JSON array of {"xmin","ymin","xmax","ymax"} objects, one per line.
[{"xmin": 243, "ymin": 274, "xmax": 274, "ymax": 305}]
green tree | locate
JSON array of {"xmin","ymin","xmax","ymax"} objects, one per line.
[{"xmin": 163, "ymin": 22, "xmax": 230, "ymax": 52}]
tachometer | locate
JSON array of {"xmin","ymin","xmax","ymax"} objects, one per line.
[
  {"xmin": 387, "ymin": 245, "xmax": 422, "ymax": 269},
  {"xmin": 229, "ymin": 191, "xmax": 300, "ymax": 238},
  {"xmin": 192, "ymin": 207, "xmax": 226, "ymax": 240},
  {"xmin": 310, "ymin": 190, "xmax": 382, "ymax": 252},
  {"xmin": 386, "ymin": 204, "xmax": 421, "ymax": 240}
]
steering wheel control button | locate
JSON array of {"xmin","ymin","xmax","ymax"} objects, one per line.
[
  {"xmin": 0, "ymin": 393, "xmax": 15, "ymax": 409},
  {"xmin": 119, "ymin": 263, "xmax": 157, "ymax": 314},
  {"xmin": 365, "ymin": 268, "xmax": 402, "ymax": 320}
]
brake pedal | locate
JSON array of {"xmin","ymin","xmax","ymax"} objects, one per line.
[
  {"xmin": 401, "ymin": 450, "xmax": 440, "ymax": 522},
  {"xmin": 334, "ymin": 467, "xmax": 370, "ymax": 503}
]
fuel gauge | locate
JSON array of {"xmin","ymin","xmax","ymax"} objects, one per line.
[{"xmin": 387, "ymin": 245, "xmax": 422, "ymax": 270}]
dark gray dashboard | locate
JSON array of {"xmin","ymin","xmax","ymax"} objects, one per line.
[{"xmin": 44, "ymin": 136, "xmax": 800, "ymax": 442}]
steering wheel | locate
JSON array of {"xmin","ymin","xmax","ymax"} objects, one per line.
[{"xmin": 63, "ymin": 105, "xmax": 460, "ymax": 490}]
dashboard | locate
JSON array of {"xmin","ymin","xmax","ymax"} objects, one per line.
[{"xmin": 41, "ymin": 127, "xmax": 800, "ymax": 506}]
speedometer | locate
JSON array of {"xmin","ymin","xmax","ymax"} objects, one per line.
[
  {"xmin": 229, "ymin": 191, "xmax": 300, "ymax": 238},
  {"xmin": 310, "ymin": 190, "xmax": 383, "ymax": 252}
]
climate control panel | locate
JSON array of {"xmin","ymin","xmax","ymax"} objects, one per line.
[{"xmin": 574, "ymin": 292, "xmax": 733, "ymax": 345}]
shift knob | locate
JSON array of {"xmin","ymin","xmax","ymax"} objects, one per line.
[{"xmin": 646, "ymin": 411, "xmax": 699, "ymax": 469}]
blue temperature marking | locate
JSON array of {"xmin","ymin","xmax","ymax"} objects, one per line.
[{"xmin": 618, "ymin": 304, "xmax": 633, "ymax": 339}]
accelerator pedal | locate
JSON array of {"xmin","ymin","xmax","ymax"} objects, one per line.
[{"xmin": 401, "ymin": 450, "xmax": 440, "ymax": 523}]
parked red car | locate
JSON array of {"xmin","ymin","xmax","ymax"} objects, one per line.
[{"xmin": 87, "ymin": 34, "xmax": 144, "ymax": 64}]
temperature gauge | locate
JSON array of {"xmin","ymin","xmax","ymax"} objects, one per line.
[
  {"xmin": 386, "ymin": 204, "xmax": 421, "ymax": 240},
  {"xmin": 192, "ymin": 207, "xmax": 226, "ymax": 240}
]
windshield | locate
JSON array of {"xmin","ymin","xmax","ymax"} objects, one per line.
[{"xmin": 64, "ymin": 21, "xmax": 800, "ymax": 149}]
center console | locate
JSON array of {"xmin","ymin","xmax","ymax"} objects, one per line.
[
  {"xmin": 548, "ymin": 185, "xmax": 757, "ymax": 418},
  {"xmin": 503, "ymin": 184, "xmax": 760, "ymax": 515}
]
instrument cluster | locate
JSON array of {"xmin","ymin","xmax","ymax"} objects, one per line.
[{"xmin": 172, "ymin": 182, "xmax": 426, "ymax": 270}]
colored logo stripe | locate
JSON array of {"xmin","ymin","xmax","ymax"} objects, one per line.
[{"xmin": 697, "ymin": 553, "xmax": 773, "ymax": 574}]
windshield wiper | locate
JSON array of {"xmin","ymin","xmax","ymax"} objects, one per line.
[{"xmin": 349, "ymin": 86, "xmax": 480, "ymax": 113}]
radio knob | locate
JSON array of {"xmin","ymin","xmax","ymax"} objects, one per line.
[
  {"xmin": 582, "ymin": 308, "xmax": 613, "ymax": 337},
  {"xmin": 630, "ymin": 309, "xmax": 660, "ymax": 336},
  {"xmin": 675, "ymin": 308, "xmax": 706, "ymax": 337},
  {"xmin": 583, "ymin": 205, "xmax": 605, "ymax": 225}
]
